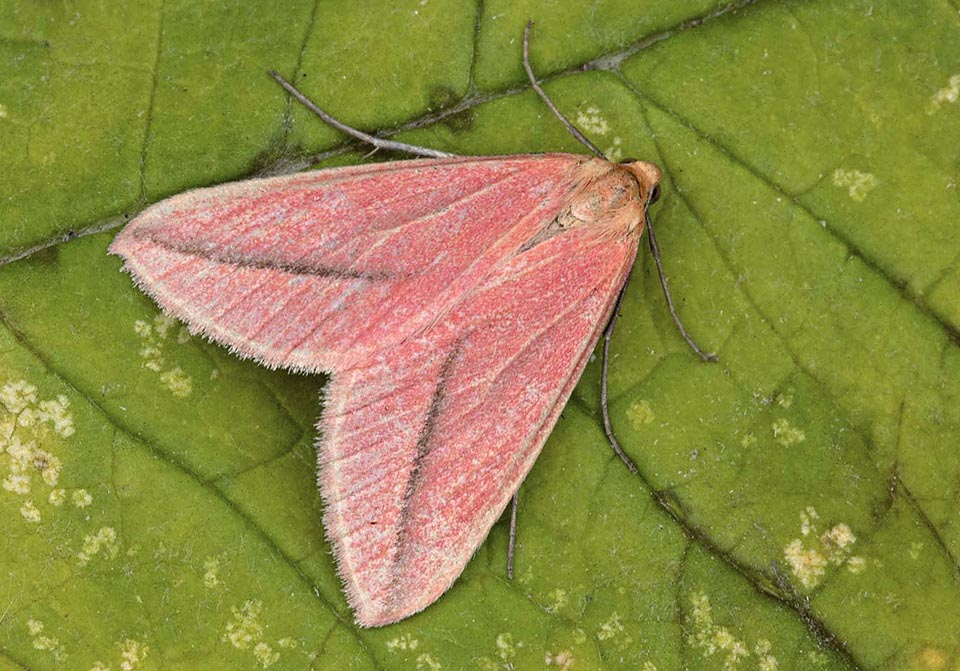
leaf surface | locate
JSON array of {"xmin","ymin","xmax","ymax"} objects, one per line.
[{"xmin": 1, "ymin": 1, "xmax": 958, "ymax": 669}]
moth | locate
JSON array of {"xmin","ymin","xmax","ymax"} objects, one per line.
[{"xmin": 110, "ymin": 24, "xmax": 712, "ymax": 626}]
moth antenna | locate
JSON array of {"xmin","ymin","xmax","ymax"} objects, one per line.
[
  {"xmin": 268, "ymin": 70, "xmax": 456, "ymax": 160},
  {"xmin": 646, "ymin": 214, "xmax": 718, "ymax": 362},
  {"xmin": 507, "ymin": 491, "xmax": 519, "ymax": 580},
  {"xmin": 522, "ymin": 21, "xmax": 606, "ymax": 160}
]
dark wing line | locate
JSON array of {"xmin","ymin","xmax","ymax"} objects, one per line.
[
  {"xmin": 129, "ymin": 230, "xmax": 397, "ymax": 281},
  {"xmin": 394, "ymin": 344, "xmax": 462, "ymax": 556}
]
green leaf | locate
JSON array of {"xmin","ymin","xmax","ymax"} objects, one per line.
[{"xmin": 2, "ymin": 1, "xmax": 959, "ymax": 669}]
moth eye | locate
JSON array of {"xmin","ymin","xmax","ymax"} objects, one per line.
[{"xmin": 649, "ymin": 184, "xmax": 661, "ymax": 204}]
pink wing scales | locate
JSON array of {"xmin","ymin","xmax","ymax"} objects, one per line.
[
  {"xmin": 110, "ymin": 155, "xmax": 585, "ymax": 372},
  {"xmin": 320, "ymin": 222, "xmax": 639, "ymax": 626}
]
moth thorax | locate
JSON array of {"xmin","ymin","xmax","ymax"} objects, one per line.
[{"xmin": 564, "ymin": 165, "xmax": 646, "ymax": 235}]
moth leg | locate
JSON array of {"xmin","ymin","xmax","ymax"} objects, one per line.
[
  {"xmin": 507, "ymin": 490, "xmax": 520, "ymax": 580},
  {"xmin": 645, "ymin": 215, "xmax": 718, "ymax": 362},
  {"xmin": 268, "ymin": 70, "xmax": 455, "ymax": 159},
  {"xmin": 600, "ymin": 277, "xmax": 642, "ymax": 474}
]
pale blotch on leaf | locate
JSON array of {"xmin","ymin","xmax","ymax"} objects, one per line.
[
  {"xmin": 222, "ymin": 600, "xmax": 290, "ymax": 669},
  {"xmin": 0, "ymin": 103, "xmax": 7, "ymax": 118},
  {"xmin": 1, "ymin": 379, "xmax": 76, "ymax": 526},
  {"xmin": 254, "ymin": 642, "xmax": 279, "ymax": 669},
  {"xmin": 416, "ymin": 653, "xmax": 442, "ymax": 671},
  {"xmin": 72, "ymin": 488, "xmax": 93, "ymax": 508},
  {"xmin": 687, "ymin": 593, "xmax": 770, "ymax": 670},
  {"xmin": 604, "ymin": 137, "xmax": 623, "ymax": 163},
  {"xmin": 49, "ymin": 488, "xmax": 66, "ymax": 506},
  {"xmin": 77, "ymin": 526, "xmax": 119, "ymax": 566},
  {"xmin": 544, "ymin": 649, "xmax": 575, "ymax": 670},
  {"xmin": 627, "ymin": 400, "xmax": 656, "ymax": 429},
  {"xmin": 575, "ymin": 107, "xmax": 611, "ymax": 136},
  {"xmin": 134, "ymin": 315, "xmax": 194, "ymax": 398},
  {"xmin": 223, "ymin": 600, "xmax": 264, "ymax": 649},
  {"xmin": 774, "ymin": 388, "xmax": 794, "ymax": 409},
  {"xmin": 495, "ymin": 633, "xmax": 518, "ymax": 661},
  {"xmin": 740, "ymin": 434, "xmax": 757, "ymax": 449},
  {"xmin": 800, "ymin": 506, "xmax": 819, "ymax": 537},
  {"xmin": 909, "ymin": 541, "xmax": 924, "ymax": 560},
  {"xmin": 831, "ymin": 169, "xmax": 878, "ymax": 202},
  {"xmin": 20, "ymin": 500, "xmax": 41, "ymax": 523},
  {"xmin": 916, "ymin": 646, "xmax": 949, "ymax": 671},
  {"xmin": 572, "ymin": 628, "xmax": 587, "ymax": 645},
  {"xmin": 117, "ymin": 638, "xmax": 150, "ymax": 671},
  {"xmin": 927, "ymin": 74, "xmax": 960, "ymax": 114},
  {"xmin": 771, "ymin": 418, "xmax": 805, "ymax": 447},
  {"xmin": 573, "ymin": 107, "xmax": 623, "ymax": 162},
  {"xmin": 846, "ymin": 556, "xmax": 866, "ymax": 574},
  {"xmin": 203, "ymin": 556, "xmax": 221, "ymax": 588},
  {"xmin": 545, "ymin": 588, "xmax": 568, "ymax": 613},
  {"xmin": 385, "ymin": 634, "xmax": 420, "ymax": 653},
  {"xmin": 596, "ymin": 611, "xmax": 633, "ymax": 649},
  {"xmin": 478, "ymin": 633, "xmax": 523, "ymax": 670},
  {"xmin": 27, "ymin": 619, "xmax": 64, "ymax": 661},
  {"xmin": 641, "ymin": 662, "xmax": 658, "ymax": 671},
  {"xmin": 783, "ymin": 508, "xmax": 863, "ymax": 588}
]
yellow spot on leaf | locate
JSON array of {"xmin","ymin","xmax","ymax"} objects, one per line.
[
  {"xmin": 222, "ymin": 600, "xmax": 290, "ymax": 668},
  {"xmin": 160, "ymin": 367, "xmax": 193, "ymax": 398},
  {"xmin": 575, "ymin": 107, "xmax": 611, "ymax": 136},
  {"xmin": 784, "ymin": 508, "xmax": 860, "ymax": 588},
  {"xmin": 224, "ymin": 600, "xmax": 264, "ymax": 649},
  {"xmin": 784, "ymin": 540, "xmax": 827, "ymax": 588},
  {"xmin": 496, "ymin": 632, "xmax": 517, "ymax": 660},
  {"xmin": 1, "ymin": 379, "xmax": 37, "ymax": 414},
  {"xmin": 596, "ymin": 611, "xmax": 634, "ymax": 649},
  {"xmin": 545, "ymin": 649, "xmax": 575, "ymax": 669},
  {"xmin": 917, "ymin": 646, "xmax": 948, "ymax": 670},
  {"xmin": 627, "ymin": 400, "xmax": 656, "ymax": 428},
  {"xmin": 545, "ymin": 588, "xmax": 568, "ymax": 613},
  {"xmin": 832, "ymin": 169, "xmax": 878, "ymax": 202},
  {"xmin": 687, "ymin": 593, "xmax": 766, "ymax": 670},
  {"xmin": 20, "ymin": 500, "xmax": 41, "ymax": 523},
  {"xmin": 605, "ymin": 136, "xmax": 623, "ymax": 162},
  {"xmin": 49, "ymin": 488, "xmax": 66, "ymax": 506},
  {"xmin": 386, "ymin": 634, "xmax": 419, "ymax": 652},
  {"xmin": 927, "ymin": 74, "xmax": 960, "ymax": 114},
  {"xmin": 119, "ymin": 638, "xmax": 149, "ymax": 670},
  {"xmin": 0, "ymin": 103, "xmax": 7, "ymax": 118},
  {"xmin": 846, "ymin": 556, "xmax": 866, "ymax": 574},
  {"xmin": 135, "ymin": 314, "xmax": 194, "ymax": 397},
  {"xmin": 771, "ymin": 418, "xmax": 805, "ymax": 446},
  {"xmin": 203, "ymin": 556, "xmax": 221, "ymax": 588},
  {"xmin": 416, "ymin": 653, "xmax": 441, "ymax": 670},
  {"xmin": 800, "ymin": 507, "xmax": 819, "ymax": 536},
  {"xmin": 1, "ymin": 379, "xmax": 74, "ymax": 514},
  {"xmin": 253, "ymin": 642, "xmax": 279, "ymax": 668},
  {"xmin": 27, "ymin": 619, "xmax": 63, "ymax": 660},
  {"xmin": 77, "ymin": 527, "xmax": 119, "ymax": 565},
  {"xmin": 72, "ymin": 488, "xmax": 93, "ymax": 508},
  {"xmin": 774, "ymin": 388, "xmax": 794, "ymax": 408}
]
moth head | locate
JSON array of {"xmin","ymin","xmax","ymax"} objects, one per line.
[{"xmin": 618, "ymin": 159, "xmax": 662, "ymax": 209}]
